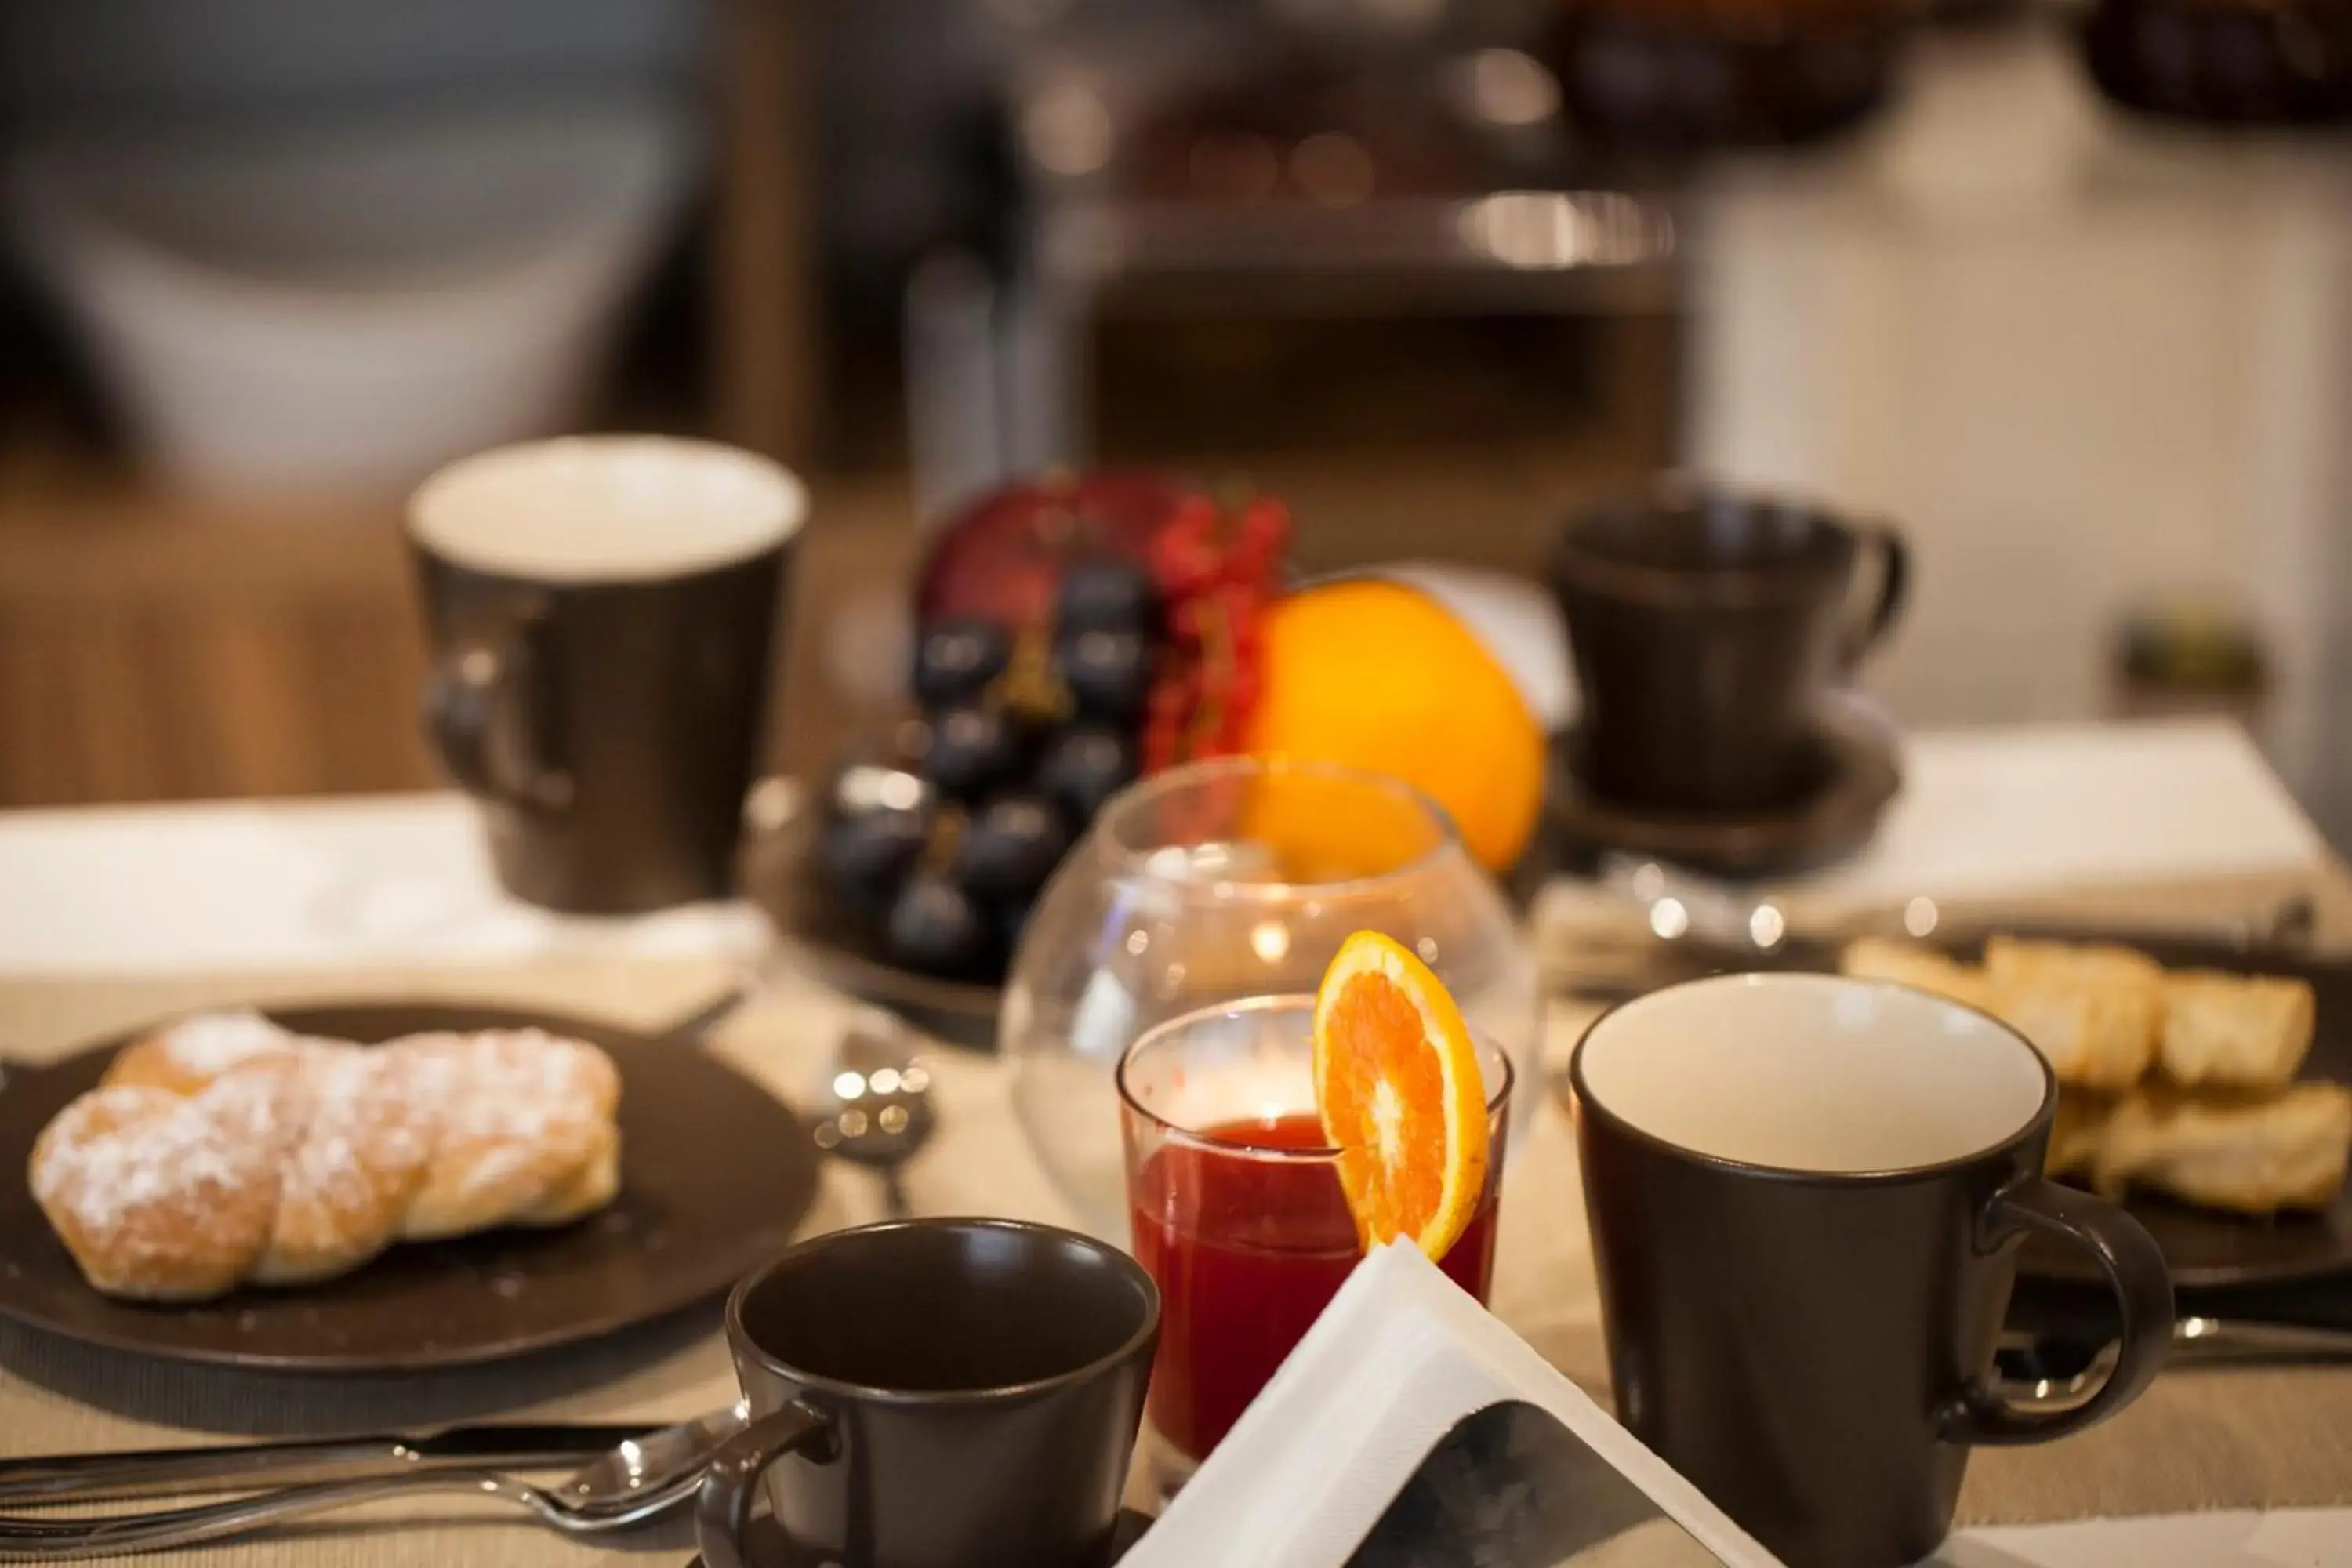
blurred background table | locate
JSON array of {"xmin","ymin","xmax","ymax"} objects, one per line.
[{"xmin": 5, "ymin": 5, "xmax": 2352, "ymax": 848}]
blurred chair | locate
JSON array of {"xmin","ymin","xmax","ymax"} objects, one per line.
[{"xmin": 9, "ymin": 94, "xmax": 692, "ymax": 495}]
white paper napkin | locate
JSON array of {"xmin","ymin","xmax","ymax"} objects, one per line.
[{"xmin": 1123, "ymin": 1240, "xmax": 1781, "ymax": 1568}]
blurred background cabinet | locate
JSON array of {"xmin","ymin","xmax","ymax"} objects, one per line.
[{"xmin": 2, "ymin": 0, "xmax": 2350, "ymax": 847}]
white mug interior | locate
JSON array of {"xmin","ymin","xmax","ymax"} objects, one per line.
[
  {"xmin": 1574, "ymin": 972, "xmax": 2049, "ymax": 1174},
  {"xmin": 409, "ymin": 434, "xmax": 806, "ymax": 583}
]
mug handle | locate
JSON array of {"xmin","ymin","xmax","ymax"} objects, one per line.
[
  {"xmin": 694, "ymin": 1403, "xmax": 835, "ymax": 1568},
  {"xmin": 1940, "ymin": 1177, "xmax": 2174, "ymax": 1446},
  {"xmin": 422, "ymin": 628, "xmax": 570, "ymax": 812},
  {"xmin": 1839, "ymin": 523, "xmax": 1910, "ymax": 671}
]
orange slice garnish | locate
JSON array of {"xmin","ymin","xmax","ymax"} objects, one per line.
[{"xmin": 1311, "ymin": 931, "xmax": 1491, "ymax": 1260}]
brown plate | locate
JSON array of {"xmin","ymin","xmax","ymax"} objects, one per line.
[
  {"xmin": 1774, "ymin": 931, "xmax": 2352, "ymax": 1290},
  {"xmin": 0, "ymin": 1003, "xmax": 820, "ymax": 1373}
]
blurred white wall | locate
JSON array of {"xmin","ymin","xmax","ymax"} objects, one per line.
[{"xmin": 1687, "ymin": 26, "xmax": 2352, "ymax": 832}]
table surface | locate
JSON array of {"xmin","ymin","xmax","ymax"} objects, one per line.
[
  {"xmin": 0, "ymin": 717, "xmax": 2326, "ymax": 978},
  {"xmin": 3, "ymin": 720, "xmax": 2350, "ymax": 1566}
]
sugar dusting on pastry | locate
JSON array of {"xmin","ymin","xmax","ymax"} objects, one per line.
[
  {"xmin": 29, "ymin": 1065, "xmax": 303, "ymax": 1298},
  {"xmin": 397, "ymin": 1029, "xmax": 622, "ymax": 1239},
  {"xmin": 29, "ymin": 1017, "xmax": 623, "ymax": 1301},
  {"xmin": 151, "ymin": 1011, "xmax": 298, "ymax": 1077}
]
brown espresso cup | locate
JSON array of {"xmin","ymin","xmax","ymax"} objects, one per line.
[
  {"xmin": 695, "ymin": 1218, "xmax": 1160, "ymax": 1568},
  {"xmin": 1571, "ymin": 974, "xmax": 2172, "ymax": 1568},
  {"xmin": 408, "ymin": 436, "xmax": 804, "ymax": 914},
  {"xmin": 1549, "ymin": 479, "xmax": 1907, "ymax": 815}
]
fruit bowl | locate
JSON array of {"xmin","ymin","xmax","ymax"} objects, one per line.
[
  {"xmin": 782, "ymin": 471, "xmax": 1298, "ymax": 1039},
  {"xmin": 743, "ymin": 774, "xmax": 1004, "ymax": 1051}
]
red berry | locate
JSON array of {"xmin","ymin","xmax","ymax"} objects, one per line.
[
  {"xmin": 1147, "ymin": 677, "xmax": 1189, "ymax": 727},
  {"xmin": 1168, "ymin": 596, "xmax": 1206, "ymax": 645},
  {"xmin": 1232, "ymin": 495, "xmax": 1289, "ymax": 545},
  {"xmin": 1211, "ymin": 582, "xmax": 1263, "ymax": 626},
  {"xmin": 1240, "ymin": 495, "xmax": 1290, "ymax": 541},
  {"xmin": 1154, "ymin": 543, "xmax": 1222, "ymax": 601},
  {"xmin": 1228, "ymin": 499, "xmax": 1290, "ymax": 583},
  {"xmin": 1167, "ymin": 495, "xmax": 1218, "ymax": 532},
  {"xmin": 1149, "ymin": 497, "xmax": 1226, "ymax": 597}
]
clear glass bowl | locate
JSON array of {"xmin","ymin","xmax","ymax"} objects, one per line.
[{"xmin": 1003, "ymin": 757, "xmax": 1542, "ymax": 1238}]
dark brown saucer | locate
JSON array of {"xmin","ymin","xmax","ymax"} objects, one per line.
[
  {"xmin": 688, "ymin": 1508, "xmax": 1156, "ymax": 1566},
  {"xmin": 0, "ymin": 1002, "xmax": 820, "ymax": 1373},
  {"xmin": 1544, "ymin": 699, "xmax": 1901, "ymax": 880}
]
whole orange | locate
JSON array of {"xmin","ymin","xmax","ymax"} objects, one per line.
[{"xmin": 1243, "ymin": 579, "xmax": 1546, "ymax": 872}]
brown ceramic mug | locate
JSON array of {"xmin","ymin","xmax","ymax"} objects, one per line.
[
  {"xmin": 694, "ymin": 1218, "xmax": 1160, "ymax": 1568},
  {"xmin": 408, "ymin": 436, "xmax": 803, "ymax": 914},
  {"xmin": 1571, "ymin": 973, "xmax": 2172, "ymax": 1568}
]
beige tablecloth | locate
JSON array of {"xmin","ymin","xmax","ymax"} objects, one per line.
[{"xmin": 5, "ymin": 864, "xmax": 2352, "ymax": 1566}]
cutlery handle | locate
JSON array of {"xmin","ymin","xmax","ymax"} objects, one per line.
[
  {"xmin": 0, "ymin": 1425, "xmax": 650, "ymax": 1506},
  {"xmin": 0, "ymin": 1471, "xmax": 518, "ymax": 1560},
  {"xmin": 2180, "ymin": 1317, "xmax": 2352, "ymax": 1361}
]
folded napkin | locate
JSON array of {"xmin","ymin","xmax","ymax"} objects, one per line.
[
  {"xmin": 1122, "ymin": 1241, "xmax": 1779, "ymax": 1568},
  {"xmin": 1537, "ymin": 719, "xmax": 2332, "ymax": 957},
  {"xmin": 0, "ymin": 793, "xmax": 772, "ymax": 976},
  {"xmin": 1809, "ymin": 720, "xmax": 2322, "ymax": 912}
]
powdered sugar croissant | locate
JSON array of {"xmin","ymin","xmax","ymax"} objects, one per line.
[{"xmin": 29, "ymin": 1011, "xmax": 621, "ymax": 1301}]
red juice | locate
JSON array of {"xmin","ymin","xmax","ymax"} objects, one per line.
[{"xmin": 1126, "ymin": 1111, "xmax": 1501, "ymax": 1464}]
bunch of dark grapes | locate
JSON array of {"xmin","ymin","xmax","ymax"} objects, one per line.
[{"xmin": 815, "ymin": 557, "xmax": 1158, "ymax": 981}]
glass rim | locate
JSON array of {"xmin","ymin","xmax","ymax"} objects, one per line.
[
  {"xmin": 1094, "ymin": 756, "xmax": 1467, "ymax": 902},
  {"xmin": 1114, "ymin": 992, "xmax": 1517, "ymax": 1163}
]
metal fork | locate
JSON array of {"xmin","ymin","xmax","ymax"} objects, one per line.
[{"xmin": 0, "ymin": 1403, "xmax": 746, "ymax": 1561}]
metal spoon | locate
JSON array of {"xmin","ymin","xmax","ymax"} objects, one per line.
[
  {"xmin": 0, "ymin": 1403, "xmax": 749, "ymax": 1560},
  {"xmin": 1998, "ymin": 1316, "xmax": 2352, "ymax": 1413},
  {"xmin": 810, "ymin": 1012, "xmax": 937, "ymax": 1219}
]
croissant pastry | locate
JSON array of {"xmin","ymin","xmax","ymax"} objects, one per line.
[{"xmin": 30, "ymin": 1011, "xmax": 622, "ymax": 1301}]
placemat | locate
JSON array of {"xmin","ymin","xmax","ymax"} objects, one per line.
[{"xmin": 3, "ymin": 946, "xmax": 2350, "ymax": 1566}]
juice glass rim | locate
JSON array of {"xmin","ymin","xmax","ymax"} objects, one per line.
[{"xmin": 1114, "ymin": 992, "xmax": 1516, "ymax": 1163}]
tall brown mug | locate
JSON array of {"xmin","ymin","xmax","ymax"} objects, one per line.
[{"xmin": 408, "ymin": 436, "xmax": 804, "ymax": 913}]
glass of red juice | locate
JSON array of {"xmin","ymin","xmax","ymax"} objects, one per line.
[{"xmin": 1116, "ymin": 993, "xmax": 1513, "ymax": 1497}]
